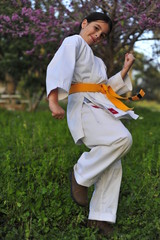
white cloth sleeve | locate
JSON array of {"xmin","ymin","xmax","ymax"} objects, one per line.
[
  {"xmin": 46, "ymin": 37, "xmax": 79, "ymax": 100},
  {"xmin": 107, "ymin": 71, "xmax": 132, "ymax": 95}
]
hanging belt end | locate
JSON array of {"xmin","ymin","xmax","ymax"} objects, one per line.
[{"xmin": 128, "ymin": 89, "xmax": 145, "ymax": 101}]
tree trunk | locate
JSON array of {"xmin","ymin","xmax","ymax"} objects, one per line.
[
  {"xmin": 29, "ymin": 87, "xmax": 46, "ymax": 111},
  {"xmin": 5, "ymin": 72, "xmax": 16, "ymax": 94}
]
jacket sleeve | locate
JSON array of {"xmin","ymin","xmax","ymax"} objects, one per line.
[
  {"xmin": 46, "ymin": 36, "xmax": 80, "ymax": 100},
  {"xmin": 107, "ymin": 71, "xmax": 132, "ymax": 95}
]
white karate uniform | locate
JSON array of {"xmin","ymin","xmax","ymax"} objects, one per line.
[{"xmin": 46, "ymin": 34, "xmax": 138, "ymax": 223}]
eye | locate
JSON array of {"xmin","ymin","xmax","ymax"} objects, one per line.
[
  {"xmin": 94, "ymin": 26, "xmax": 99, "ymax": 31},
  {"xmin": 101, "ymin": 33, "xmax": 107, "ymax": 39}
]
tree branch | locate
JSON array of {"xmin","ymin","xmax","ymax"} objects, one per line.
[
  {"xmin": 135, "ymin": 38, "xmax": 160, "ymax": 41},
  {"xmin": 100, "ymin": 0, "xmax": 113, "ymax": 15},
  {"xmin": 56, "ymin": 0, "xmax": 76, "ymax": 21},
  {"xmin": 114, "ymin": 29, "xmax": 144, "ymax": 52}
]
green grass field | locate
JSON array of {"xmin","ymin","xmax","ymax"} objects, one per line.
[{"xmin": 0, "ymin": 104, "xmax": 160, "ymax": 240}]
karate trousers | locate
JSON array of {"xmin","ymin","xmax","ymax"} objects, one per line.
[{"xmin": 74, "ymin": 103, "xmax": 132, "ymax": 223}]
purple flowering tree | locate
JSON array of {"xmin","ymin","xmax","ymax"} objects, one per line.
[{"xmin": 0, "ymin": 0, "xmax": 160, "ymax": 109}]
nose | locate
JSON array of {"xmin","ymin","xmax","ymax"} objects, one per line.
[{"xmin": 95, "ymin": 32, "xmax": 101, "ymax": 39}]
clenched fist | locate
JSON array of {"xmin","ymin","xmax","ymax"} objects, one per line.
[
  {"xmin": 121, "ymin": 52, "xmax": 135, "ymax": 79},
  {"xmin": 123, "ymin": 53, "xmax": 135, "ymax": 71},
  {"xmin": 49, "ymin": 101, "xmax": 65, "ymax": 119},
  {"xmin": 48, "ymin": 88, "xmax": 65, "ymax": 120}
]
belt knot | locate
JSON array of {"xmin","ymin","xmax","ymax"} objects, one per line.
[{"xmin": 69, "ymin": 83, "xmax": 145, "ymax": 112}]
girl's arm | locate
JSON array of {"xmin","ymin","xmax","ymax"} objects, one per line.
[
  {"xmin": 48, "ymin": 88, "xmax": 65, "ymax": 119},
  {"xmin": 121, "ymin": 53, "xmax": 135, "ymax": 80}
]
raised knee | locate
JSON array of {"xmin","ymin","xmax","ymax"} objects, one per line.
[{"xmin": 122, "ymin": 131, "xmax": 132, "ymax": 150}]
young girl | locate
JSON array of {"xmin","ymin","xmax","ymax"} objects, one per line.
[{"xmin": 46, "ymin": 12, "xmax": 140, "ymax": 236}]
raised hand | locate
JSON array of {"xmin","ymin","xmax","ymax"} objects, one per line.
[
  {"xmin": 123, "ymin": 53, "xmax": 135, "ymax": 71},
  {"xmin": 121, "ymin": 52, "xmax": 135, "ymax": 79}
]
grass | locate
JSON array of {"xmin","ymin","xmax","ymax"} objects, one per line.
[
  {"xmin": 0, "ymin": 104, "xmax": 160, "ymax": 240},
  {"xmin": 132, "ymin": 100, "xmax": 160, "ymax": 112}
]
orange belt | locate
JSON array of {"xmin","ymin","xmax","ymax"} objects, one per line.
[{"xmin": 69, "ymin": 83, "xmax": 145, "ymax": 112}]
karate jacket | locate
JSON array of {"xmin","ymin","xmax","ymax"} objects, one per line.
[{"xmin": 46, "ymin": 35, "xmax": 138, "ymax": 144}]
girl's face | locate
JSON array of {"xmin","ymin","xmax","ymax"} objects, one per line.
[{"xmin": 80, "ymin": 19, "xmax": 110, "ymax": 46}]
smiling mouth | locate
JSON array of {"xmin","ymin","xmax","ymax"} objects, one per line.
[{"xmin": 90, "ymin": 36, "xmax": 96, "ymax": 42}]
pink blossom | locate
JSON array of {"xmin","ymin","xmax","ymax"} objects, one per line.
[
  {"xmin": 35, "ymin": 9, "xmax": 42, "ymax": 16},
  {"xmin": 21, "ymin": 7, "xmax": 28, "ymax": 16},
  {"xmin": 49, "ymin": 6, "xmax": 55, "ymax": 15},
  {"xmin": 0, "ymin": 0, "xmax": 159, "ymax": 58},
  {"xmin": 11, "ymin": 13, "xmax": 19, "ymax": 21},
  {"xmin": 21, "ymin": 7, "xmax": 32, "ymax": 17},
  {"xmin": 3, "ymin": 16, "xmax": 10, "ymax": 22},
  {"xmin": 25, "ymin": 48, "xmax": 35, "ymax": 55}
]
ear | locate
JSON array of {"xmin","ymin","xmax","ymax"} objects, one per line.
[{"xmin": 81, "ymin": 19, "xmax": 88, "ymax": 29}]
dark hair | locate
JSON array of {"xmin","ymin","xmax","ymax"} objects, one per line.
[{"xmin": 79, "ymin": 12, "xmax": 112, "ymax": 34}]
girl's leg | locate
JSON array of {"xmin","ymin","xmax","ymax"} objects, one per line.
[
  {"xmin": 88, "ymin": 160, "xmax": 122, "ymax": 223},
  {"xmin": 74, "ymin": 103, "xmax": 132, "ymax": 222},
  {"xmin": 74, "ymin": 104, "xmax": 132, "ymax": 187}
]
